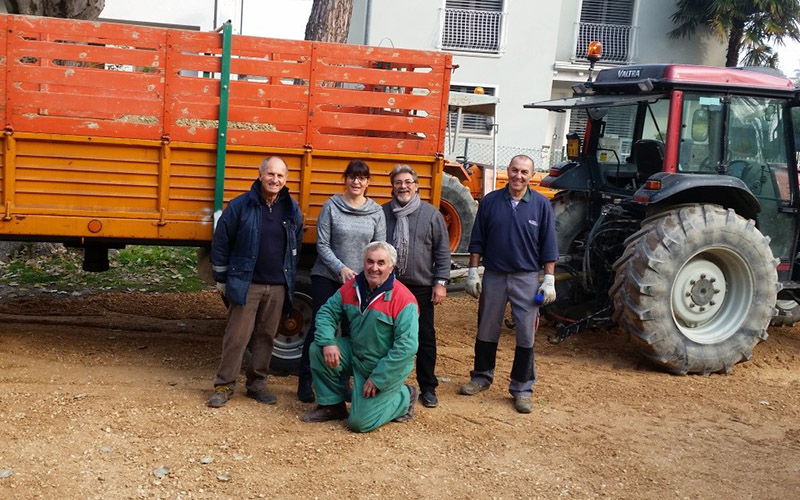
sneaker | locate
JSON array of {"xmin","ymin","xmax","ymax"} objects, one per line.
[
  {"xmin": 420, "ymin": 390, "xmax": 439, "ymax": 408},
  {"xmin": 459, "ymin": 379, "xmax": 490, "ymax": 396},
  {"xmin": 297, "ymin": 379, "xmax": 315, "ymax": 403},
  {"xmin": 514, "ymin": 395, "xmax": 532, "ymax": 414},
  {"xmin": 301, "ymin": 402, "xmax": 349, "ymax": 423},
  {"xmin": 246, "ymin": 388, "xmax": 277, "ymax": 405},
  {"xmin": 393, "ymin": 385, "xmax": 418, "ymax": 423},
  {"xmin": 207, "ymin": 385, "xmax": 233, "ymax": 408}
]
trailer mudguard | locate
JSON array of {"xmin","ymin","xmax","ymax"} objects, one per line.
[{"xmin": 633, "ymin": 172, "xmax": 760, "ymax": 220}]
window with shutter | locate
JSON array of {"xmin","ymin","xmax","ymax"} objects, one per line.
[
  {"xmin": 574, "ymin": 0, "xmax": 635, "ymax": 63},
  {"xmin": 441, "ymin": 0, "xmax": 505, "ymax": 54}
]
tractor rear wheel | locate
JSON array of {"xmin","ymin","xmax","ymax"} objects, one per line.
[
  {"xmin": 439, "ymin": 173, "xmax": 478, "ymax": 253},
  {"xmin": 611, "ymin": 204, "xmax": 777, "ymax": 374}
]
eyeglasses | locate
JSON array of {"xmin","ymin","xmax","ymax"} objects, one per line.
[
  {"xmin": 347, "ymin": 175, "xmax": 369, "ymax": 182},
  {"xmin": 392, "ymin": 180, "xmax": 417, "ymax": 187}
]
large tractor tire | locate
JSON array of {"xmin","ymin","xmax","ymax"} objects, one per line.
[
  {"xmin": 611, "ymin": 204, "xmax": 778, "ymax": 374},
  {"xmin": 439, "ymin": 173, "xmax": 478, "ymax": 253},
  {"xmin": 771, "ymin": 300, "xmax": 800, "ymax": 326},
  {"xmin": 540, "ymin": 191, "xmax": 593, "ymax": 323}
]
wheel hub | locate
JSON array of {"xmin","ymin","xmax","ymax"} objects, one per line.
[
  {"xmin": 672, "ymin": 259, "xmax": 726, "ymax": 328},
  {"xmin": 690, "ymin": 277, "xmax": 715, "ymax": 306}
]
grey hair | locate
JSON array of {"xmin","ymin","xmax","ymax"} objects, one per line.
[
  {"xmin": 364, "ymin": 241, "xmax": 397, "ymax": 267},
  {"xmin": 259, "ymin": 156, "xmax": 288, "ymax": 175},
  {"xmin": 389, "ymin": 164, "xmax": 418, "ymax": 184}
]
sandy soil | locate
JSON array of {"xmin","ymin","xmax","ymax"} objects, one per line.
[{"xmin": 1, "ymin": 291, "xmax": 799, "ymax": 499}]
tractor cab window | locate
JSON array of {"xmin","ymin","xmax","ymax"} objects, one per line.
[
  {"xmin": 593, "ymin": 98, "xmax": 670, "ymax": 190},
  {"xmin": 728, "ymin": 96, "xmax": 792, "ymax": 259},
  {"xmin": 678, "ymin": 94, "xmax": 724, "ymax": 172},
  {"xmin": 680, "ymin": 93, "xmax": 793, "ymax": 259}
]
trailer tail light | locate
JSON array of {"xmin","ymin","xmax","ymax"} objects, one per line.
[
  {"xmin": 548, "ymin": 167, "xmax": 561, "ymax": 178},
  {"xmin": 645, "ymin": 180, "xmax": 661, "ymax": 190},
  {"xmin": 587, "ymin": 41, "xmax": 603, "ymax": 62}
]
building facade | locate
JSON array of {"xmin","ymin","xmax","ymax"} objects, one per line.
[{"xmin": 350, "ymin": 0, "xmax": 726, "ymax": 168}]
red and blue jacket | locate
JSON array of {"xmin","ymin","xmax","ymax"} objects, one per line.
[{"xmin": 315, "ymin": 272, "xmax": 419, "ymax": 391}]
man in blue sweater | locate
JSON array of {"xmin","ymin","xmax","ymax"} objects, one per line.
[
  {"xmin": 208, "ymin": 156, "xmax": 304, "ymax": 408},
  {"xmin": 460, "ymin": 155, "xmax": 558, "ymax": 414}
]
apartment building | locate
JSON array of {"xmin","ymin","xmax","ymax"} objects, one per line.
[{"xmin": 350, "ymin": 0, "xmax": 726, "ymax": 168}]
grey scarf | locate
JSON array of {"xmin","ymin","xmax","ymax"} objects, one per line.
[{"xmin": 391, "ymin": 194, "xmax": 421, "ymax": 275}]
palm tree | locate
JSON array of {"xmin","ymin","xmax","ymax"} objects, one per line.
[{"xmin": 669, "ymin": 0, "xmax": 800, "ymax": 68}]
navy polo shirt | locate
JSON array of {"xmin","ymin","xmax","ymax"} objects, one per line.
[{"xmin": 468, "ymin": 186, "xmax": 558, "ymax": 273}]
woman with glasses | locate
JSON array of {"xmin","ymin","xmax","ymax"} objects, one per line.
[{"xmin": 298, "ymin": 160, "xmax": 386, "ymax": 403}]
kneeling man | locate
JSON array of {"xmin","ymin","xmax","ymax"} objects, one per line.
[{"xmin": 302, "ymin": 241, "xmax": 419, "ymax": 432}]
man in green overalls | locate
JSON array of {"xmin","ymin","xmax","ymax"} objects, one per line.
[{"xmin": 301, "ymin": 241, "xmax": 420, "ymax": 432}]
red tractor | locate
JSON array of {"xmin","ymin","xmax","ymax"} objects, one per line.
[{"xmin": 527, "ymin": 62, "xmax": 800, "ymax": 374}]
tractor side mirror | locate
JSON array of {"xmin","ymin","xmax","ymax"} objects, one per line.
[{"xmin": 692, "ymin": 109, "xmax": 709, "ymax": 142}]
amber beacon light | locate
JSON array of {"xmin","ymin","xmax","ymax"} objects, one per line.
[{"xmin": 586, "ymin": 41, "xmax": 603, "ymax": 62}]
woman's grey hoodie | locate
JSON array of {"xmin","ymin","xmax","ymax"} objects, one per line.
[{"xmin": 311, "ymin": 194, "xmax": 386, "ymax": 282}]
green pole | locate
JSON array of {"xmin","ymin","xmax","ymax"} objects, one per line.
[{"xmin": 213, "ymin": 21, "xmax": 233, "ymax": 230}]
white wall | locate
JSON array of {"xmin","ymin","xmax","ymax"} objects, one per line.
[
  {"xmin": 634, "ymin": 1, "xmax": 726, "ymax": 66},
  {"xmin": 355, "ymin": 0, "xmax": 562, "ymax": 163},
  {"xmin": 101, "ymin": 0, "xmax": 312, "ymax": 39}
]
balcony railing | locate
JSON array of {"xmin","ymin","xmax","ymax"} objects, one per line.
[
  {"xmin": 440, "ymin": 8, "xmax": 506, "ymax": 54},
  {"xmin": 573, "ymin": 22, "xmax": 638, "ymax": 63}
]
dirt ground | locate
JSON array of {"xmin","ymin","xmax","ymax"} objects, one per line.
[{"xmin": 1, "ymin": 290, "xmax": 799, "ymax": 500}]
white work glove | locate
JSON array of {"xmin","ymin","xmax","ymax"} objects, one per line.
[
  {"xmin": 215, "ymin": 282, "xmax": 226, "ymax": 295},
  {"xmin": 538, "ymin": 274, "xmax": 556, "ymax": 305},
  {"xmin": 465, "ymin": 267, "xmax": 481, "ymax": 299}
]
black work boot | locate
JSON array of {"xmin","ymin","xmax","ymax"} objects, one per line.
[{"xmin": 297, "ymin": 376, "xmax": 315, "ymax": 403}]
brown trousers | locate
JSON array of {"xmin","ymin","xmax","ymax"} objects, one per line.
[{"xmin": 213, "ymin": 283, "xmax": 286, "ymax": 392}]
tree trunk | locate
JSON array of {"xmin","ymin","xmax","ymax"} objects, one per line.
[
  {"xmin": 726, "ymin": 19, "xmax": 745, "ymax": 67},
  {"xmin": 8, "ymin": 0, "xmax": 105, "ymax": 20},
  {"xmin": 304, "ymin": 0, "xmax": 354, "ymax": 43}
]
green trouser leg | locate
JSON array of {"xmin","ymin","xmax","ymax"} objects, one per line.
[
  {"xmin": 310, "ymin": 338, "xmax": 353, "ymax": 406},
  {"xmin": 310, "ymin": 339, "xmax": 410, "ymax": 433}
]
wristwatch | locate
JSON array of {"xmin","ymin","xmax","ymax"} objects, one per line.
[{"xmin": 436, "ymin": 279, "xmax": 448, "ymax": 286}]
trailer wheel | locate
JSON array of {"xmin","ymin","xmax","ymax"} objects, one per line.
[
  {"xmin": 268, "ymin": 277, "xmax": 311, "ymax": 374},
  {"xmin": 440, "ymin": 173, "xmax": 478, "ymax": 253},
  {"xmin": 540, "ymin": 191, "xmax": 593, "ymax": 323},
  {"xmin": 771, "ymin": 299, "xmax": 800, "ymax": 326},
  {"xmin": 611, "ymin": 204, "xmax": 777, "ymax": 374}
]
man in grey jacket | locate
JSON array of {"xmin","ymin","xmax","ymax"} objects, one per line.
[{"xmin": 383, "ymin": 164, "xmax": 451, "ymax": 408}]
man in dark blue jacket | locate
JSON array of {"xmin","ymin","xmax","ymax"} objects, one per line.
[{"xmin": 208, "ymin": 156, "xmax": 304, "ymax": 408}]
